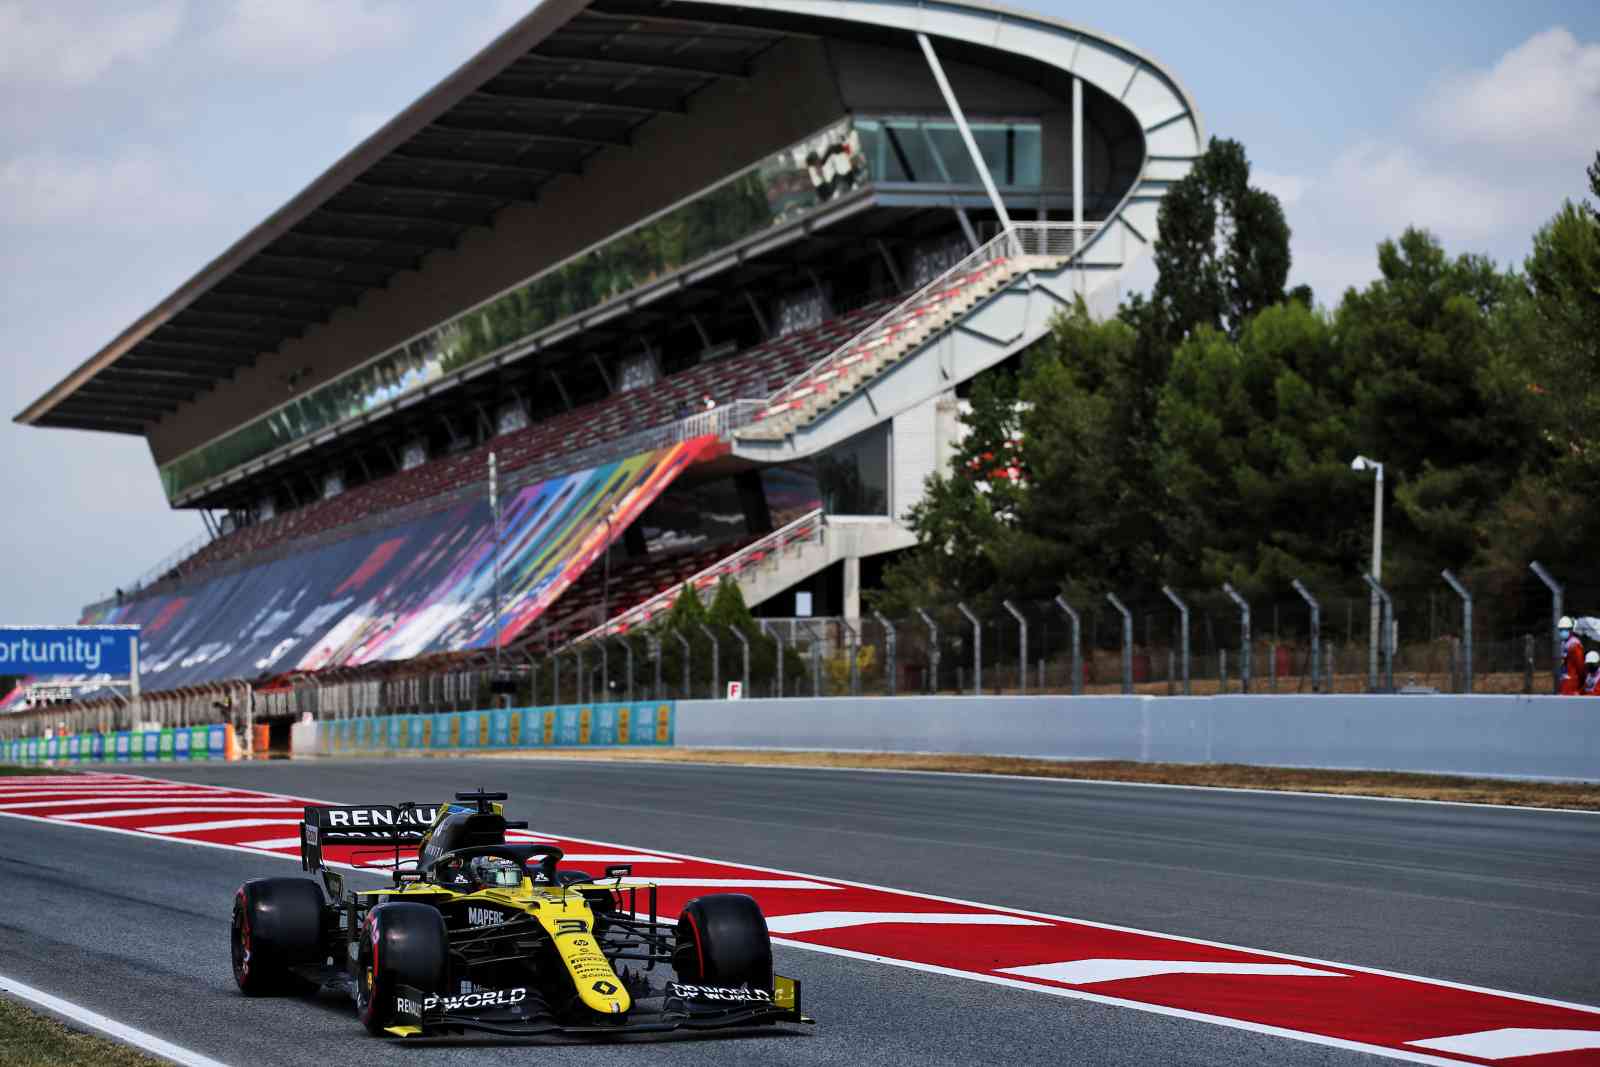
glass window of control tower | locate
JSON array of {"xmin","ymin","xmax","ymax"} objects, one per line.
[{"xmin": 816, "ymin": 424, "xmax": 890, "ymax": 516}]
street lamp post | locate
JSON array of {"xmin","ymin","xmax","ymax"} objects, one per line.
[{"xmin": 1350, "ymin": 455, "xmax": 1384, "ymax": 691}]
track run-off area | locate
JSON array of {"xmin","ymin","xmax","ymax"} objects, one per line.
[{"xmin": 0, "ymin": 760, "xmax": 1596, "ymax": 1066}]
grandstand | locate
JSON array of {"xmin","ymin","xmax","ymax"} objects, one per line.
[{"xmin": 9, "ymin": 0, "xmax": 1201, "ymax": 718}]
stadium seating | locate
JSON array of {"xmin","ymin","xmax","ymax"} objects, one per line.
[
  {"xmin": 740, "ymin": 257, "xmax": 1025, "ymax": 439},
  {"xmin": 170, "ymin": 300, "xmax": 893, "ymax": 580}
]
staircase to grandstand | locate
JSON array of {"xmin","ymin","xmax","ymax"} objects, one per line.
[{"xmin": 737, "ymin": 223, "xmax": 1087, "ymax": 442}]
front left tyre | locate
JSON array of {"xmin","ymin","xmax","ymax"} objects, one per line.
[
  {"xmin": 231, "ymin": 877, "xmax": 325, "ymax": 995},
  {"xmin": 356, "ymin": 902, "xmax": 448, "ymax": 1035}
]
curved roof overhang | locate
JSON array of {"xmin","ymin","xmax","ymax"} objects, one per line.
[{"xmin": 17, "ymin": 0, "xmax": 1200, "ymax": 438}]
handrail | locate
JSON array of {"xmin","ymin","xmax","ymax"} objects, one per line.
[
  {"xmin": 760, "ymin": 221, "xmax": 1095, "ymax": 417},
  {"xmin": 570, "ymin": 507, "xmax": 826, "ymax": 645}
]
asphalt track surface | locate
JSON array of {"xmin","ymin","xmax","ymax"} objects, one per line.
[{"xmin": 2, "ymin": 758, "xmax": 1596, "ymax": 1066}]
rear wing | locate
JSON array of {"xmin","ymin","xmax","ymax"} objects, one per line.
[{"xmin": 300, "ymin": 803, "xmax": 437, "ymax": 872}]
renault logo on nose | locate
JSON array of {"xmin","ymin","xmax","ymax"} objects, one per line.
[{"xmin": 592, "ymin": 980, "xmax": 618, "ymax": 995}]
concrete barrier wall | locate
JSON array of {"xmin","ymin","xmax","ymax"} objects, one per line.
[{"xmin": 676, "ymin": 694, "xmax": 1600, "ymax": 781}]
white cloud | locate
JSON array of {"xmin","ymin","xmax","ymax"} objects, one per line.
[
  {"xmin": 1325, "ymin": 141, "xmax": 1521, "ymax": 242},
  {"xmin": 0, "ymin": 1, "xmax": 185, "ymax": 86},
  {"xmin": 213, "ymin": 0, "xmax": 414, "ymax": 70},
  {"xmin": 1253, "ymin": 170, "xmax": 1308, "ymax": 208},
  {"xmin": 1269, "ymin": 25, "xmax": 1600, "ymax": 303},
  {"xmin": 1423, "ymin": 27, "xmax": 1600, "ymax": 159},
  {"xmin": 0, "ymin": 148, "xmax": 214, "ymax": 229}
]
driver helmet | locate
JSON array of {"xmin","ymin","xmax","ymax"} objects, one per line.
[
  {"xmin": 469, "ymin": 855, "xmax": 523, "ymax": 888},
  {"xmin": 1587, "ymin": 651, "xmax": 1599, "ymax": 668}
]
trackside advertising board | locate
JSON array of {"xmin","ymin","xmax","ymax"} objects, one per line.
[
  {"xmin": 3, "ymin": 724, "xmax": 235, "ymax": 765},
  {"xmin": 0, "ymin": 626, "xmax": 139, "ymax": 676},
  {"xmin": 320, "ymin": 702, "xmax": 674, "ymax": 756}
]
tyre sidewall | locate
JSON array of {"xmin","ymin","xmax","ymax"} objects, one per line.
[{"xmin": 674, "ymin": 893, "xmax": 773, "ymax": 990}]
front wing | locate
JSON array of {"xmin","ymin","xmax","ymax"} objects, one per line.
[{"xmin": 387, "ymin": 978, "xmax": 811, "ymax": 1039}]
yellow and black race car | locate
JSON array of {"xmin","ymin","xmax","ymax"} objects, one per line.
[{"xmin": 228, "ymin": 789, "xmax": 811, "ymax": 1039}]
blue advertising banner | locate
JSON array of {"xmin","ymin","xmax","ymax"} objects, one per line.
[{"xmin": 0, "ymin": 626, "xmax": 138, "ymax": 676}]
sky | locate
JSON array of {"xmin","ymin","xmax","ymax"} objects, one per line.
[{"xmin": 1, "ymin": 0, "xmax": 1597, "ymax": 623}]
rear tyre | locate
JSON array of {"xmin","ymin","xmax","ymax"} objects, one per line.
[
  {"xmin": 231, "ymin": 878, "xmax": 325, "ymax": 995},
  {"xmin": 356, "ymin": 903, "xmax": 448, "ymax": 1035},
  {"xmin": 673, "ymin": 893, "xmax": 773, "ymax": 990}
]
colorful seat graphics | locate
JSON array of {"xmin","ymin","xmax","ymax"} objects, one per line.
[{"xmin": 72, "ymin": 437, "xmax": 724, "ymax": 690}]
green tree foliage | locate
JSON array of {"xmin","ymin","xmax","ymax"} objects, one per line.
[
  {"xmin": 871, "ymin": 140, "xmax": 1598, "ymax": 621},
  {"xmin": 1152, "ymin": 137, "xmax": 1292, "ymax": 341},
  {"xmin": 1155, "ymin": 301, "xmax": 1361, "ymax": 595},
  {"xmin": 1476, "ymin": 153, "xmax": 1600, "ymax": 588}
]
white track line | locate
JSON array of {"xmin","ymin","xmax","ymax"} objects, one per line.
[
  {"xmin": 140, "ymin": 817, "xmax": 301, "ymax": 833},
  {"xmin": 768, "ymin": 911, "xmax": 1048, "ymax": 934},
  {"xmin": 1000, "ymin": 959, "xmax": 1344, "ymax": 984},
  {"xmin": 1408, "ymin": 1028, "xmax": 1600, "ymax": 1059},
  {"xmin": 57, "ymin": 806, "xmax": 304, "ymax": 821},
  {"xmin": 0, "ymin": 971, "xmax": 233, "ymax": 1067},
  {"xmin": 0, "ymin": 795, "xmax": 248, "ymax": 810}
]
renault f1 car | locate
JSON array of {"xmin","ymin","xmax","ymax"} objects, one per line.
[{"xmin": 229, "ymin": 790, "xmax": 811, "ymax": 1039}]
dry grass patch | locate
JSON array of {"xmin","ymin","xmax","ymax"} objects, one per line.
[
  {"xmin": 0, "ymin": 996, "xmax": 166, "ymax": 1067},
  {"xmin": 491, "ymin": 747, "xmax": 1600, "ymax": 810}
]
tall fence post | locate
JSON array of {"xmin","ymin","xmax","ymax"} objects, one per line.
[
  {"xmin": 839, "ymin": 618, "xmax": 860, "ymax": 697},
  {"xmin": 1054, "ymin": 596, "xmax": 1082, "ymax": 695},
  {"xmin": 729, "ymin": 625, "xmax": 749, "ymax": 697},
  {"xmin": 873, "ymin": 611, "xmax": 896, "ymax": 697},
  {"xmin": 1440, "ymin": 569, "xmax": 1473, "ymax": 694},
  {"xmin": 917, "ymin": 609, "xmax": 940, "ymax": 693},
  {"xmin": 574, "ymin": 644, "xmax": 586, "ymax": 703},
  {"xmin": 1362, "ymin": 573, "xmax": 1394, "ymax": 692},
  {"xmin": 1291, "ymin": 579, "xmax": 1321, "ymax": 693},
  {"xmin": 651, "ymin": 636, "xmax": 662, "ymax": 700},
  {"xmin": 1003, "ymin": 600, "xmax": 1027, "ymax": 695},
  {"xmin": 761, "ymin": 621, "xmax": 783, "ymax": 698},
  {"xmin": 553, "ymin": 650, "xmax": 563, "ymax": 704},
  {"xmin": 1529, "ymin": 561, "xmax": 1564, "ymax": 695},
  {"xmin": 597, "ymin": 639, "xmax": 609, "ymax": 701},
  {"xmin": 1161, "ymin": 586, "xmax": 1190, "ymax": 696},
  {"xmin": 1222, "ymin": 582, "xmax": 1251, "ymax": 693},
  {"xmin": 1105, "ymin": 592, "xmax": 1133, "ymax": 694},
  {"xmin": 697, "ymin": 623, "xmax": 720, "ymax": 699},
  {"xmin": 673, "ymin": 632, "xmax": 690, "ymax": 700},
  {"xmin": 956, "ymin": 602, "xmax": 982, "ymax": 695},
  {"xmin": 619, "ymin": 637, "xmax": 635, "ymax": 702}
]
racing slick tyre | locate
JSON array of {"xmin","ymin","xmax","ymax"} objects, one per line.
[
  {"xmin": 356, "ymin": 903, "xmax": 448, "ymax": 1036},
  {"xmin": 673, "ymin": 893, "xmax": 773, "ymax": 990},
  {"xmin": 231, "ymin": 878, "xmax": 325, "ymax": 995}
]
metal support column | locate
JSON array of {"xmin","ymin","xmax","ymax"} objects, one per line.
[
  {"xmin": 697, "ymin": 623, "xmax": 720, "ymax": 700},
  {"xmin": 1291, "ymin": 579, "xmax": 1322, "ymax": 694},
  {"xmin": 1362, "ymin": 573, "xmax": 1394, "ymax": 692},
  {"xmin": 917, "ymin": 609, "xmax": 940, "ymax": 694},
  {"xmin": 874, "ymin": 610, "xmax": 897, "ymax": 697},
  {"xmin": 1003, "ymin": 600, "xmax": 1027, "ymax": 695},
  {"xmin": 1440, "ymin": 569, "xmax": 1473, "ymax": 694},
  {"xmin": 918, "ymin": 34, "xmax": 1013, "ymax": 232},
  {"xmin": 1529, "ymin": 561, "xmax": 1564, "ymax": 695},
  {"xmin": 1054, "ymin": 596, "xmax": 1082, "ymax": 695},
  {"xmin": 1161, "ymin": 586, "xmax": 1191, "ymax": 695},
  {"xmin": 1222, "ymin": 582, "xmax": 1252, "ymax": 693},
  {"xmin": 673, "ymin": 632, "xmax": 691, "ymax": 700},
  {"xmin": 761, "ymin": 621, "xmax": 784, "ymax": 698},
  {"xmin": 956, "ymin": 602, "xmax": 982, "ymax": 695},
  {"xmin": 1105, "ymin": 593, "xmax": 1133, "ymax": 694}
]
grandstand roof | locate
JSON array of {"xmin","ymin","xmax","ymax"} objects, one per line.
[{"xmin": 17, "ymin": 0, "xmax": 1199, "ymax": 438}]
